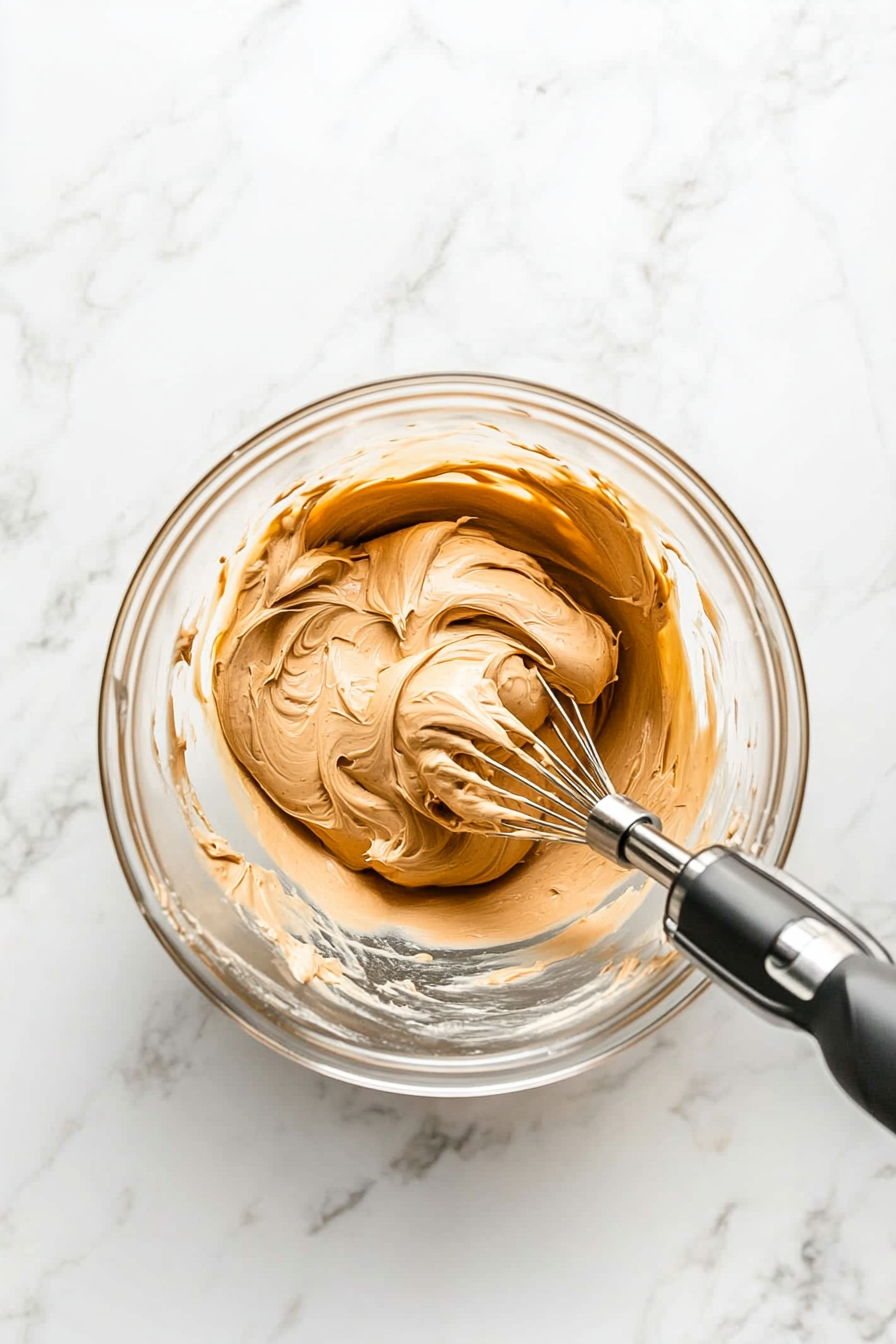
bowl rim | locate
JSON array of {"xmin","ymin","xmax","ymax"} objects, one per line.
[{"xmin": 98, "ymin": 371, "xmax": 809, "ymax": 1095}]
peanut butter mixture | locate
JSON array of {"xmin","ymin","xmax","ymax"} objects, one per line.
[
  {"xmin": 212, "ymin": 518, "xmax": 617, "ymax": 887},
  {"xmin": 180, "ymin": 432, "xmax": 718, "ymax": 964}
]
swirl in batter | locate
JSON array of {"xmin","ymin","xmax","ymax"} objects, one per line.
[
  {"xmin": 186, "ymin": 430, "xmax": 719, "ymax": 956},
  {"xmin": 212, "ymin": 519, "xmax": 617, "ymax": 887}
]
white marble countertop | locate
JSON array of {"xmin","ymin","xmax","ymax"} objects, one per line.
[{"xmin": 3, "ymin": 1, "xmax": 896, "ymax": 1339}]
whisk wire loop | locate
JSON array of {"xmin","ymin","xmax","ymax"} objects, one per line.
[
  {"xmin": 534, "ymin": 672, "xmax": 613, "ymax": 799},
  {"xmin": 466, "ymin": 671, "xmax": 616, "ymax": 846}
]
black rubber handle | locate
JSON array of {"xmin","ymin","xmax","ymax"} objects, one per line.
[
  {"xmin": 669, "ymin": 848, "xmax": 896, "ymax": 1133},
  {"xmin": 673, "ymin": 850, "xmax": 803, "ymax": 1013},
  {"xmin": 804, "ymin": 957, "xmax": 896, "ymax": 1133}
]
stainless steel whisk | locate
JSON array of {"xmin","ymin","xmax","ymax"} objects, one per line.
[{"xmin": 482, "ymin": 670, "xmax": 896, "ymax": 1135}]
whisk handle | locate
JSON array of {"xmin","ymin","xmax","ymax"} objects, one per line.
[
  {"xmin": 587, "ymin": 798, "xmax": 896, "ymax": 1129},
  {"xmin": 804, "ymin": 957, "xmax": 896, "ymax": 1133},
  {"xmin": 665, "ymin": 846, "xmax": 896, "ymax": 1133}
]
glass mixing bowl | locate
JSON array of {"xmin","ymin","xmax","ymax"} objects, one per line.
[{"xmin": 99, "ymin": 374, "xmax": 808, "ymax": 1095}]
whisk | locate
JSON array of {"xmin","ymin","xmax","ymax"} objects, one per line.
[{"xmin": 481, "ymin": 670, "xmax": 896, "ymax": 1135}]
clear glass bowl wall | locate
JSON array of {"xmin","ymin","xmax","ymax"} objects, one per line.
[{"xmin": 100, "ymin": 375, "xmax": 808, "ymax": 1095}]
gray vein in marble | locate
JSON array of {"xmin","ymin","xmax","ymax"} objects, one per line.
[
  {"xmin": 119, "ymin": 989, "xmax": 213, "ymax": 1098},
  {"xmin": 338, "ymin": 1095, "xmax": 402, "ymax": 1125},
  {"xmin": 777, "ymin": 138, "xmax": 893, "ymax": 482},
  {"xmin": 1, "ymin": 1185, "xmax": 135, "ymax": 1344},
  {"xmin": 0, "ymin": 1114, "xmax": 85, "ymax": 1254},
  {"xmin": 868, "ymin": 548, "xmax": 896, "ymax": 602},
  {"xmin": 236, "ymin": 0, "xmax": 306, "ymax": 56},
  {"xmin": 307, "ymin": 1113, "xmax": 514, "ymax": 1237},
  {"xmin": 634, "ymin": 1202, "xmax": 738, "ymax": 1344},
  {"xmin": 586, "ymin": 1031, "xmax": 674, "ymax": 1098},
  {"xmin": 309, "ymin": 1180, "xmax": 374, "ymax": 1236},
  {"xmin": 382, "ymin": 212, "xmax": 464, "ymax": 348},
  {"xmin": 0, "ymin": 466, "xmax": 46, "ymax": 547},
  {"xmin": 712, "ymin": 1196, "xmax": 857, "ymax": 1344},
  {"xmin": 0, "ymin": 0, "xmax": 310, "ymax": 527},
  {"xmin": 0, "ymin": 769, "xmax": 94, "ymax": 901},
  {"xmin": 364, "ymin": 4, "xmax": 456, "ymax": 84},
  {"xmin": 389, "ymin": 1115, "xmax": 478, "ymax": 1180},
  {"xmin": 24, "ymin": 558, "xmax": 117, "ymax": 655},
  {"xmin": 638, "ymin": 1178, "xmax": 896, "ymax": 1343},
  {"xmin": 269, "ymin": 1293, "xmax": 304, "ymax": 1340},
  {"xmin": 1, "ymin": 498, "xmax": 166, "ymax": 721}
]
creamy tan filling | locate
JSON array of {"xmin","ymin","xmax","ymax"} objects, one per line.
[
  {"xmin": 186, "ymin": 431, "xmax": 719, "ymax": 955},
  {"xmin": 212, "ymin": 520, "xmax": 617, "ymax": 887}
]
